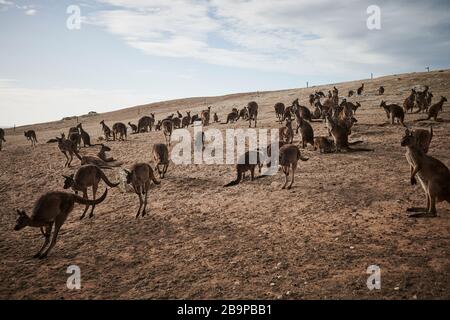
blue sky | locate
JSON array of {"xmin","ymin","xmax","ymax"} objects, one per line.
[{"xmin": 1, "ymin": 0, "xmax": 450, "ymax": 126}]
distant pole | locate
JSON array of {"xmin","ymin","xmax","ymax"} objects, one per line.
[
  {"xmin": 14, "ymin": 124, "xmax": 16, "ymax": 133},
  {"xmin": 306, "ymin": 81, "xmax": 309, "ymax": 88},
  {"xmin": 371, "ymin": 73, "xmax": 373, "ymax": 80},
  {"xmin": 426, "ymin": 66, "xmax": 430, "ymax": 72}
]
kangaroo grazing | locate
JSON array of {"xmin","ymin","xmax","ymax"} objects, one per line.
[
  {"xmin": 296, "ymin": 117, "xmax": 314, "ymax": 149},
  {"xmin": 418, "ymin": 96, "xmax": 447, "ymax": 122},
  {"xmin": 401, "ymin": 129, "xmax": 450, "ymax": 217},
  {"xmin": 124, "ymin": 163, "xmax": 160, "ymax": 218},
  {"xmin": 403, "ymin": 89, "xmax": 416, "ymax": 113},
  {"xmin": 76, "ymin": 123, "xmax": 93, "ymax": 147},
  {"xmin": 314, "ymin": 136, "xmax": 336, "ymax": 153},
  {"xmin": 138, "ymin": 116, "xmax": 155, "ymax": 132},
  {"xmin": 112, "ymin": 122, "xmax": 127, "ymax": 141},
  {"xmin": 162, "ymin": 119, "xmax": 173, "ymax": 146},
  {"xmin": 224, "ymin": 109, "xmax": 239, "ymax": 124},
  {"xmin": 0, "ymin": 128, "xmax": 5, "ymax": 151},
  {"xmin": 238, "ymin": 107, "xmax": 249, "ymax": 121},
  {"xmin": 380, "ymin": 101, "xmax": 407, "ymax": 127},
  {"xmin": 357, "ymin": 83, "xmax": 364, "ymax": 95},
  {"xmin": 63, "ymin": 165, "xmax": 119, "ymax": 219},
  {"xmin": 14, "ymin": 189, "xmax": 108, "ymax": 259},
  {"xmin": 274, "ymin": 103, "xmax": 286, "ymax": 123},
  {"xmin": 278, "ymin": 144, "xmax": 308, "ymax": 190},
  {"xmin": 100, "ymin": 120, "xmax": 112, "ymax": 140},
  {"xmin": 247, "ymin": 101, "xmax": 258, "ymax": 127},
  {"xmin": 24, "ymin": 130, "xmax": 38, "ymax": 146},
  {"xmin": 129, "ymin": 122, "xmax": 138, "ymax": 134},
  {"xmin": 378, "ymin": 86, "xmax": 385, "ymax": 95},
  {"xmin": 56, "ymin": 134, "xmax": 82, "ymax": 167},
  {"xmin": 182, "ymin": 111, "xmax": 191, "ymax": 128},
  {"xmin": 279, "ymin": 118, "xmax": 294, "ymax": 144},
  {"xmin": 152, "ymin": 143, "xmax": 169, "ymax": 178},
  {"xmin": 224, "ymin": 150, "xmax": 263, "ymax": 187}
]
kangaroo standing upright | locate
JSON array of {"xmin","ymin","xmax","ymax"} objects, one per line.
[
  {"xmin": 401, "ymin": 129, "xmax": 450, "ymax": 217},
  {"xmin": 278, "ymin": 144, "xmax": 309, "ymax": 190},
  {"xmin": 63, "ymin": 165, "xmax": 119, "ymax": 219},
  {"xmin": 77, "ymin": 123, "xmax": 93, "ymax": 147},
  {"xmin": 152, "ymin": 143, "xmax": 170, "ymax": 178},
  {"xmin": 14, "ymin": 189, "xmax": 108, "ymax": 259},
  {"xmin": 247, "ymin": 101, "xmax": 258, "ymax": 127},
  {"xmin": 100, "ymin": 120, "xmax": 112, "ymax": 140},
  {"xmin": 113, "ymin": 122, "xmax": 127, "ymax": 141}
]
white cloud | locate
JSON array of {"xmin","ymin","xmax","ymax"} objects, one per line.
[{"xmin": 24, "ymin": 8, "xmax": 36, "ymax": 15}]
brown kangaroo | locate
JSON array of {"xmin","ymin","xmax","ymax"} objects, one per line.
[
  {"xmin": 77, "ymin": 123, "xmax": 93, "ymax": 147},
  {"xmin": 296, "ymin": 117, "xmax": 314, "ymax": 149},
  {"xmin": 124, "ymin": 163, "xmax": 161, "ymax": 218},
  {"xmin": 223, "ymin": 109, "xmax": 239, "ymax": 124},
  {"xmin": 138, "ymin": 116, "xmax": 155, "ymax": 132},
  {"xmin": 129, "ymin": 122, "xmax": 138, "ymax": 134},
  {"xmin": 413, "ymin": 86, "xmax": 429, "ymax": 113},
  {"xmin": 401, "ymin": 129, "xmax": 450, "ymax": 217},
  {"xmin": 63, "ymin": 165, "xmax": 119, "ymax": 219},
  {"xmin": 380, "ymin": 101, "xmax": 406, "ymax": 127},
  {"xmin": 378, "ymin": 86, "xmax": 385, "ymax": 95},
  {"xmin": 247, "ymin": 101, "xmax": 258, "ymax": 127},
  {"xmin": 224, "ymin": 150, "xmax": 263, "ymax": 187},
  {"xmin": 348, "ymin": 90, "xmax": 354, "ymax": 97},
  {"xmin": 314, "ymin": 136, "xmax": 336, "ymax": 153},
  {"xmin": 201, "ymin": 106, "xmax": 212, "ymax": 126},
  {"xmin": 56, "ymin": 134, "xmax": 82, "ymax": 167},
  {"xmin": 80, "ymin": 155, "xmax": 122, "ymax": 169},
  {"xmin": 0, "ymin": 128, "xmax": 5, "ymax": 151},
  {"xmin": 279, "ymin": 118, "xmax": 294, "ymax": 144},
  {"xmin": 152, "ymin": 143, "xmax": 169, "ymax": 179},
  {"xmin": 24, "ymin": 130, "xmax": 38, "ymax": 146},
  {"xmin": 100, "ymin": 120, "xmax": 112, "ymax": 140},
  {"xmin": 112, "ymin": 122, "xmax": 127, "ymax": 141},
  {"xmin": 213, "ymin": 112, "xmax": 219, "ymax": 123},
  {"xmin": 14, "ymin": 189, "xmax": 108, "ymax": 259},
  {"xmin": 357, "ymin": 83, "xmax": 364, "ymax": 95},
  {"xmin": 162, "ymin": 119, "xmax": 173, "ymax": 146},
  {"xmin": 98, "ymin": 144, "xmax": 115, "ymax": 162},
  {"xmin": 326, "ymin": 114, "xmax": 373, "ymax": 152},
  {"xmin": 278, "ymin": 144, "xmax": 309, "ymax": 190},
  {"xmin": 418, "ymin": 96, "xmax": 447, "ymax": 122},
  {"xmin": 403, "ymin": 89, "xmax": 416, "ymax": 113},
  {"xmin": 274, "ymin": 103, "xmax": 286, "ymax": 123},
  {"xmin": 238, "ymin": 107, "xmax": 249, "ymax": 121},
  {"xmin": 182, "ymin": 111, "xmax": 191, "ymax": 128}
]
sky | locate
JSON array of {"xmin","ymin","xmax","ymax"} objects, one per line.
[{"xmin": 1, "ymin": 0, "xmax": 450, "ymax": 126}]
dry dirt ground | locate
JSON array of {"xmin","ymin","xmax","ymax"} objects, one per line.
[{"xmin": 1, "ymin": 70, "xmax": 449, "ymax": 300}]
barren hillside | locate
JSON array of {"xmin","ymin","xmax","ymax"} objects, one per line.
[{"xmin": 1, "ymin": 69, "xmax": 449, "ymax": 299}]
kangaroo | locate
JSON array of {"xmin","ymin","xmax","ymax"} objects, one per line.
[
  {"xmin": 309, "ymin": 94, "xmax": 315, "ymax": 106},
  {"xmin": 177, "ymin": 110, "xmax": 183, "ymax": 118},
  {"xmin": 410, "ymin": 126, "xmax": 433, "ymax": 154},
  {"xmin": 357, "ymin": 83, "xmax": 364, "ymax": 95},
  {"xmin": 380, "ymin": 101, "xmax": 406, "ymax": 127},
  {"xmin": 124, "ymin": 163, "xmax": 160, "ymax": 218},
  {"xmin": 201, "ymin": 106, "xmax": 212, "ymax": 126},
  {"xmin": 378, "ymin": 86, "xmax": 385, "ymax": 95},
  {"xmin": 292, "ymin": 99, "xmax": 314, "ymax": 122},
  {"xmin": 403, "ymin": 89, "xmax": 416, "ymax": 113},
  {"xmin": 100, "ymin": 120, "xmax": 112, "ymax": 140},
  {"xmin": 326, "ymin": 114, "xmax": 373, "ymax": 152},
  {"xmin": 68, "ymin": 130, "xmax": 81, "ymax": 149},
  {"xmin": 24, "ymin": 130, "xmax": 38, "ymax": 146},
  {"xmin": 129, "ymin": 122, "xmax": 138, "ymax": 134},
  {"xmin": 266, "ymin": 140, "xmax": 288, "ymax": 168},
  {"xmin": 182, "ymin": 111, "xmax": 191, "ymax": 128},
  {"xmin": 152, "ymin": 143, "xmax": 170, "ymax": 179},
  {"xmin": 162, "ymin": 119, "xmax": 173, "ymax": 146},
  {"xmin": 0, "ymin": 128, "xmax": 5, "ymax": 151},
  {"xmin": 418, "ymin": 96, "xmax": 447, "ymax": 122},
  {"xmin": 191, "ymin": 114, "xmax": 201, "ymax": 124},
  {"xmin": 138, "ymin": 116, "xmax": 154, "ymax": 132},
  {"xmin": 80, "ymin": 155, "xmax": 122, "ymax": 169},
  {"xmin": 425, "ymin": 91, "xmax": 433, "ymax": 112},
  {"xmin": 247, "ymin": 101, "xmax": 258, "ymax": 127},
  {"xmin": 314, "ymin": 136, "xmax": 336, "ymax": 153},
  {"xmin": 278, "ymin": 144, "xmax": 309, "ymax": 190},
  {"xmin": 296, "ymin": 117, "xmax": 314, "ymax": 149},
  {"xmin": 238, "ymin": 107, "xmax": 249, "ymax": 121},
  {"xmin": 224, "ymin": 109, "xmax": 239, "ymax": 124},
  {"xmin": 63, "ymin": 165, "xmax": 119, "ymax": 219},
  {"xmin": 346, "ymin": 101, "xmax": 361, "ymax": 114},
  {"xmin": 274, "ymin": 103, "xmax": 285, "ymax": 123},
  {"xmin": 56, "ymin": 134, "xmax": 82, "ymax": 167},
  {"xmin": 414, "ymin": 86, "xmax": 430, "ymax": 113},
  {"xmin": 97, "ymin": 144, "xmax": 114, "ymax": 162},
  {"xmin": 279, "ymin": 118, "xmax": 294, "ymax": 144},
  {"xmin": 172, "ymin": 117, "xmax": 181, "ymax": 129},
  {"xmin": 348, "ymin": 90, "xmax": 354, "ymax": 97},
  {"xmin": 76, "ymin": 123, "xmax": 93, "ymax": 147},
  {"xmin": 14, "ymin": 189, "xmax": 108, "ymax": 259},
  {"xmin": 112, "ymin": 122, "xmax": 127, "ymax": 141},
  {"xmin": 224, "ymin": 150, "xmax": 263, "ymax": 187},
  {"xmin": 401, "ymin": 129, "xmax": 450, "ymax": 217},
  {"xmin": 213, "ymin": 112, "xmax": 219, "ymax": 123}
]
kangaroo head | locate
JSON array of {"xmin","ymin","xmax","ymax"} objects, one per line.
[
  {"xmin": 401, "ymin": 129, "xmax": 416, "ymax": 147},
  {"xmin": 14, "ymin": 210, "xmax": 30, "ymax": 231},
  {"xmin": 77, "ymin": 123, "xmax": 82, "ymax": 129},
  {"xmin": 380, "ymin": 101, "xmax": 386, "ymax": 108},
  {"xmin": 62, "ymin": 174, "xmax": 75, "ymax": 189}
]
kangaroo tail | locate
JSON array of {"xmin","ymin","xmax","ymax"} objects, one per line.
[
  {"xmin": 99, "ymin": 169, "xmax": 120, "ymax": 188},
  {"xmin": 224, "ymin": 170, "xmax": 242, "ymax": 187},
  {"xmin": 46, "ymin": 139, "xmax": 58, "ymax": 144},
  {"xmin": 73, "ymin": 189, "xmax": 108, "ymax": 205},
  {"xmin": 73, "ymin": 149, "xmax": 82, "ymax": 160},
  {"xmin": 149, "ymin": 169, "xmax": 161, "ymax": 185},
  {"xmin": 349, "ymin": 140, "xmax": 364, "ymax": 145}
]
